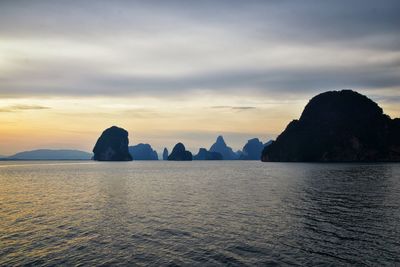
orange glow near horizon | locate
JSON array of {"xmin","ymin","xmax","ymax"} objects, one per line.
[
  {"xmin": 0, "ymin": 95, "xmax": 298, "ymax": 155},
  {"xmin": 1, "ymin": 92, "xmax": 399, "ymax": 156}
]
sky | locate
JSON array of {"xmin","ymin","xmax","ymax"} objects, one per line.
[{"xmin": 0, "ymin": 0, "xmax": 400, "ymax": 155}]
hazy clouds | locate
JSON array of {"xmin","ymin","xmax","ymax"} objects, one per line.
[
  {"xmin": 0, "ymin": 104, "xmax": 51, "ymax": 112},
  {"xmin": 0, "ymin": 0, "xmax": 399, "ymax": 99}
]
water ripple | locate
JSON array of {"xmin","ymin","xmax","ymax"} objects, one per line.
[{"xmin": 0, "ymin": 161, "xmax": 399, "ymax": 265}]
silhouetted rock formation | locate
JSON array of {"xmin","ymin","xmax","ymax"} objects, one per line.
[
  {"xmin": 209, "ymin": 136, "xmax": 239, "ymax": 160},
  {"xmin": 194, "ymin": 148, "xmax": 223, "ymax": 160},
  {"xmin": 262, "ymin": 90, "xmax": 400, "ymax": 162},
  {"xmin": 239, "ymin": 138, "xmax": 265, "ymax": 160},
  {"xmin": 93, "ymin": 126, "xmax": 132, "ymax": 161},
  {"xmin": 264, "ymin": 140, "xmax": 273, "ymax": 147},
  {"xmin": 129, "ymin": 143, "xmax": 158, "ymax": 160},
  {"xmin": 168, "ymin": 143, "xmax": 192, "ymax": 161},
  {"xmin": 162, "ymin": 148, "xmax": 168, "ymax": 160},
  {"xmin": 8, "ymin": 149, "xmax": 92, "ymax": 160}
]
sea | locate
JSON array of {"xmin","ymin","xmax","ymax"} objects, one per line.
[{"xmin": 1, "ymin": 161, "xmax": 399, "ymax": 266}]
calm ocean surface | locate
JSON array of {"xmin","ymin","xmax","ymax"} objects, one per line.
[{"xmin": 1, "ymin": 161, "xmax": 399, "ymax": 266}]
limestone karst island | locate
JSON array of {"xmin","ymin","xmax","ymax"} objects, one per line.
[{"xmin": 89, "ymin": 90, "xmax": 400, "ymax": 163}]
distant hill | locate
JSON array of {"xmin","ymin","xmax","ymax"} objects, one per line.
[
  {"xmin": 168, "ymin": 143, "xmax": 192, "ymax": 161},
  {"xmin": 193, "ymin": 148, "xmax": 222, "ymax": 160},
  {"xmin": 8, "ymin": 149, "xmax": 92, "ymax": 160},
  {"xmin": 129, "ymin": 143, "xmax": 158, "ymax": 160},
  {"xmin": 209, "ymin": 136, "xmax": 239, "ymax": 160},
  {"xmin": 239, "ymin": 138, "xmax": 265, "ymax": 160},
  {"xmin": 262, "ymin": 90, "xmax": 400, "ymax": 162}
]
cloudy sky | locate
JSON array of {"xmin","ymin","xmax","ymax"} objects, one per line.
[{"xmin": 0, "ymin": 0, "xmax": 399, "ymax": 155}]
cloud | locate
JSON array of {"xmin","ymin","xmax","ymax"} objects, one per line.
[
  {"xmin": 211, "ymin": 106, "xmax": 256, "ymax": 110},
  {"xmin": 0, "ymin": 105, "xmax": 51, "ymax": 112},
  {"xmin": 2, "ymin": 61, "xmax": 399, "ymax": 100},
  {"xmin": 0, "ymin": 0, "xmax": 399, "ymax": 102},
  {"xmin": 1, "ymin": 1, "xmax": 399, "ymax": 43},
  {"xmin": 232, "ymin": 107, "xmax": 256, "ymax": 110}
]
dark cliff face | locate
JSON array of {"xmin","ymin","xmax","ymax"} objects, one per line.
[
  {"xmin": 129, "ymin": 143, "xmax": 158, "ymax": 160},
  {"xmin": 168, "ymin": 143, "xmax": 193, "ymax": 161},
  {"xmin": 93, "ymin": 126, "xmax": 133, "ymax": 161},
  {"xmin": 194, "ymin": 148, "xmax": 222, "ymax": 160},
  {"xmin": 262, "ymin": 90, "xmax": 400, "ymax": 162}
]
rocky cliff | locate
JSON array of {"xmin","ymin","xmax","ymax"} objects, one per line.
[
  {"xmin": 168, "ymin": 143, "xmax": 193, "ymax": 161},
  {"xmin": 93, "ymin": 126, "xmax": 133, "ymax": 161},
  {"xmin": 262, "ymin": 90, "xmax": 400, "ymax": 162}
]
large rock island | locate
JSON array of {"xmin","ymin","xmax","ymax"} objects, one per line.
[
  {"xmin": 262, "ymin": 90, "xmax": 400, "ymax": 162},
  {"xmin": 93, "ymin": 126, "xmax": 133, "ymax": 161},
  {"xmin": 168, "ymin": 143, "xmax": 193, "ymax": 161}
]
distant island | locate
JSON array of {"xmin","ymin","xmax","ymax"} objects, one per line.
[
  {"xmin": 4, "ymin": 90, "xmax": 396, "ymax": 163},
  {"xmin": 209, "ymin": 136, "xmax": 240, "ymax": 160},
  {"xmin": 262, "ymin": 90, "xmax": 400, "ymax": 162},
  {"xmin": 129, "ymin": 143, "xmax": 158, "ymax": 160},
  {"xmin": 239, "ymin": 138, "xmax": 267, "ymax": 160},
  {"xmin": 193, "ymin": 148, "xmax": 222, "ymax": 160},
  {"xmin": 87, "ymin": 124, "xmax": 272, "ymax": 161},
  {"xmin": 4, "ymin": 149, "xmax": 92, "ymax": 160},
  {"xmin": 168, "ymin": 143, "xmax": 193, "ymax": 161},
  {"xmin": 1, "ymin": 136, "xmax": 270, "ymax": 162},
  {"xmin": 162, "ymin": 148, "xmax": 169, "ymax": 160}
]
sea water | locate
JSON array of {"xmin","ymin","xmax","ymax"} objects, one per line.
[{"xmin": 1, "ymin": 161, "xmax": 399, "ymax": 265}]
